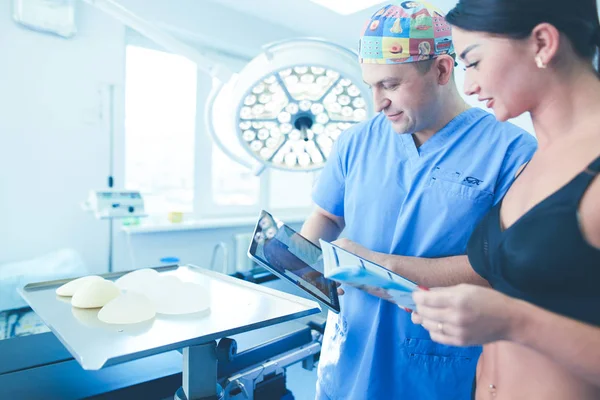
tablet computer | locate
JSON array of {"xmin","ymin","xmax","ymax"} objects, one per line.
[
  {"xmin": 320, "ymin": 239, "xmax": 418, "ymax": 309},
  {"xmin": 247, "ymin": 210, "xmax": 340, "ymax": 313}
]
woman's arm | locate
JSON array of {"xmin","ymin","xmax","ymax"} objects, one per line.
[
  {"xmin": 510, "ymin": 298, "xmax": 600, "ymax": 387},
  {"xmin": 412, "ymin": 285, "xmax": 600, "ymax": 387}
]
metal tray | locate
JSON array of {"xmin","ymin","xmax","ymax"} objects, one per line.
[{"xmin": 18, "ymin": 264, "xmax": 321, "ymax": 370}]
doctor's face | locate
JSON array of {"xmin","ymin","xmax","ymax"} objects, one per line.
[{"xmin": 361, "ymin": 62, "xmax": 441, "ymax": 134}]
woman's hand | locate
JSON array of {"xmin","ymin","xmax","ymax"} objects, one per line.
[{"xmin": 411, "ymin": 284, "xmax": 523, "ymax": 346}]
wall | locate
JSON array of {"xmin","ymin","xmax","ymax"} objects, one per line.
[
  {"xmin": 0, "ymin": 1, "xmax": 124, "ymax": 274},
  {"xmin": 119, "ymin": 221, "xmax": 302, "ymax": 274},
  {"xmin": 0, "ymin": 0, "xmax": 307, "ymax": 276},
  {"xmin": 117, "ymin": 0, "xmax": 306, "ymax": 60}
]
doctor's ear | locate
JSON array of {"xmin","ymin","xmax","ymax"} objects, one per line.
[{"xmin": 435, "ymin": 55, "xmax": 455, "ymax": 85}]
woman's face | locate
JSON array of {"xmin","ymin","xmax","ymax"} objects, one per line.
[{"xmin": 452, "ymin": 27, "xmax": 543, "ymax": 122}]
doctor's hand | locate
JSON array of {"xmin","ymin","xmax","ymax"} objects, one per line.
[
  {"xmin": 331, "ymin": 238, "xmax": 374, "ymax": 297},
  {"xmin": 411, "ymin": 284, "xmax": 523, "ymax": 347}
]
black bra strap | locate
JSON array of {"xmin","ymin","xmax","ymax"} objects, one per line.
[
  {"xmin": 584, "ymin": 155, "xmax": 600, "ymax": 175},
  {"xmin": 563, "ymin": 155, "xmax": 600, "ymax": 203},
  {"xmin": 571, "ymin": 155, "xmax": 600, "ymax": 202}
]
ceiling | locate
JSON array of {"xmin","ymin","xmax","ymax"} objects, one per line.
[
  {"xmin": 111, "ymin": 0, "xmax": 463, "ymax": 61},
  {"xmin": 201, "ymin": 0, "xmax": 460, "ymax": 49}
]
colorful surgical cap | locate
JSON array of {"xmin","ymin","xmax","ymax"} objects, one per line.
[{"xmin": 358, "ymin": 1, "xmax": 455, "ymax": 64}]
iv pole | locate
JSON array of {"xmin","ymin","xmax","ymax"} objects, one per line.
[{"xmin": 107, "ymin": 83, "xmax": 115, "ymax": 272}]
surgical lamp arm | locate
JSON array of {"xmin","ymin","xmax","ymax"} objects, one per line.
[{"xmin": 81, "ymin": 0, "xmax": 232, "ymax": 83}]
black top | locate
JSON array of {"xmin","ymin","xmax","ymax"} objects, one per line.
[{"xmin": 467, "ymin": 156, "xmax": 600, "ymax": 326}]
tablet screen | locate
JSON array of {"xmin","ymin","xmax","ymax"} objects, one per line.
[{"xmin": 248, "ymin": 210, "xmax": 340, "ymax": 313}]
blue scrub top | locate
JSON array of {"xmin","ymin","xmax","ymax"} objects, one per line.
[{"xmin": 313, "ymin": 108, "xmax": 537, "ymax": 400}]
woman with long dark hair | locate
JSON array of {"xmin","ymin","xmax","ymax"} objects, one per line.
[{"xmin": 411, "ymin": 0, "xmax": 600, "ymax": 399}]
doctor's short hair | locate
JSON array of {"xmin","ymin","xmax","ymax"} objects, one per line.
[{"xmin": 413, "ymin": 52, "xmax": 457, "ymax": 75}]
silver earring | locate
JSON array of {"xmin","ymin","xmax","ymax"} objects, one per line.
[{"xmin": 535, "ymin": 55, "xmax": 547, "ymax": 69}]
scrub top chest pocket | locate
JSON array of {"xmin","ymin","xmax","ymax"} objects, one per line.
[{"xmin": 428, "ymin": 166, "xmax": 494, "ymax": 202}]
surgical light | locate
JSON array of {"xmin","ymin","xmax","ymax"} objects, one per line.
[
  {"xmin": 207, "ymin": 38, "xmax": 373, "ymax": 174},
  {"xmin": 84, "ymin": 1, "xmax": 373, "ymax": 175}
]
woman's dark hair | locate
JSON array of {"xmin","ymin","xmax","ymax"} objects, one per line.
[{"xmin": 446, "ymin": 0, "xmax": 600, "ymax": 68}]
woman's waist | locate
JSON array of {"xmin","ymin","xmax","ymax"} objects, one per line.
[{"xmin": 476, "ymin": 342, "xmax": 600, "ymax": 400}]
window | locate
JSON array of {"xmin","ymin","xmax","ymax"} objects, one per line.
[
  {"xmin": 124, "ymin": 45, "xmax": 315, "ymax": 220},
  {"xmin": 269, "ymin": 169, "xmax": 316, "ymax": 211},
  {"xmin": 124, "ymin": 45, "xmax": 197, "ymax": 214},
  {"xmin": 212, "ymin": 143, "xmax": 261, "ymax": 206}
]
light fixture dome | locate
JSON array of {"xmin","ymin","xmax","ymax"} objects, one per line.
[{"xmin": 207, "ymin": 38, "xmax": 373, "ymax": 175}]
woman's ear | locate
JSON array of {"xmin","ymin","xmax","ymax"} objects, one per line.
[{"xmin": 530, "ymin": 22, "xmax": 561, "ymax": 68}]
